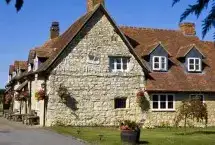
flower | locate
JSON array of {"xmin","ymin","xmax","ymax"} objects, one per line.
[
  {"xmin": 35, "ymin": 89, "xmax": 45, "ymax": 101},
  {"xmin": 119, "ymin": 120, "xmax": 139, "ymax": 131}
]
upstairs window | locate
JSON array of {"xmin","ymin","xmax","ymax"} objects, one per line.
[
  {"xmin": 152, "ymin": 56, "xmax": 167, "ymax": 71},
  {"xmin": 87, "ymin": 54, "xmax": 100, "ymax": 64},
  {"xmin": 109, "ymin": 57, "xmax": 130, "ymax": 72},
  {"xmin": 188, "ymin": 58, "xmax": 201, "ymax": 72}
]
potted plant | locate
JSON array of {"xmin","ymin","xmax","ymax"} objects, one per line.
[
  {"xmin": 19, "ymin": 91, "xmax": 29, "ymax": 101},
  {"xmin": 5, "ymin": 93, "xmax": 13, "ymax": 104},
  {"xmin": 35, "ymin": 89, "xmax": 45, "ymax": 101},
  {"xmin": 136, "ymin": 90, "xmax": 150, "ymax": 112},
  {"xmin": 15, "ymin": 94, "xmax": 22, "ymax": 101},
  {"xmin": 120, "ymin": 120, "xmax": 141, "ymax": 144}
]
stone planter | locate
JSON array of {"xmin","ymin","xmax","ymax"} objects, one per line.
[{"xmin": 121, "ymin": 129, "xmax": 140, "ymax": 145}]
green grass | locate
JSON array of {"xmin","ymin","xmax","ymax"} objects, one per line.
[{"xmin": 51, "ymin": 126, "xmax": 215, "ymax": 145}]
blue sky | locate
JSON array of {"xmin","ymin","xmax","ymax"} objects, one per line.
[{"xmin": 0, "ymin": 0, "xmax": 213, "ymax": 88}]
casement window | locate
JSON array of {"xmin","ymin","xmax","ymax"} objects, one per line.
[
  {"xmin": 87, "ymin": 55, "xmax": 100, "ymax": 64},
  {"xmin": 190, "ymin": 94, "xmax": 204, "ymax": 103},
  {"xmin": 152, "ymin": 56, "xmax": 167, "ymax": 71},
  {"xmin": 152, "ymin": 94, "xmax": 175, "ymax": 111},
  {"xmin": 109, "ymin": 57, "xmax": 130, "ymax": 72},
  {"xmin": 188, "ymin": 57, "xmax": 202, "ymax": 72},
  {"xmin": 114, "ymin": 98, "xmax": 127, "ymax": 109}
]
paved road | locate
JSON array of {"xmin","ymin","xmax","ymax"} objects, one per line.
[{"xmin": 0, "ymin": 117, "xmax": 86, "ymax": 145}]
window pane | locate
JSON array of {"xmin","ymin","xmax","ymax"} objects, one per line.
[
  {"xmin": 117, "ymin": 63, "xmax": 121, "ymax": 70},
  {"xmin": 168, "ymin": 102, "xmax": 173, "ymax": 109},
  {"xmin": 197, "ymin": 95, "xmax": 204, "ymax": 102},
  {"xmin": 196, "ymin": 64, "xmax": 200, "ymax": 71},
  {"xmin": 153, "ymin": 95, "xmax": 158, "ymax": 101},
  {"xmin": 123, "ymin": 63, "xmax": 127, "ymax": 70},
  {"xmin": 160, "ymin": 95, "xmax": 166, "ymax": 101},
  {"xmin": 154, "ymin": 62, "xmax": 159, "ymax": 69},
  {"xmin": 168, "ymin": 95, "xmax": 173, "ymax": 101},
  {"xmin": 161, "ymin": 57, "xmax": 166, "ymax": 62},
  {"xmin": 189, "ymin": 64, "xmax": 194, "ymax": 70},
  {"xmin": 161, "ymin": 62, "xmax": 166, "ymax": 70},
  {"xmin": 189, "ymin": 59, "xmax": 194, "ymax": 64},
  {"xmin": 154, "ymin": 57, "xmax": 159, "ymax": 62},
  {"xmin": 116, "ymin": 58, "xmax": 121, "ymax": 63},
  {"xmin": 153, "ymin": 102, "xmax": 158, "ymax": 109},
  {"xmin": 110, "ymin": 59, "xmax": 115, "ymax": 71},
  {"xmin": 115, "ymin": 98, "xmax": 126, "ymax": 109},
  {"xmin": 195, "ymin": 59, "xmax": 200, "ymax": 64},
  {"xmin": 160, "ymin": 102, "xmax": 166, "ymax": 109}
]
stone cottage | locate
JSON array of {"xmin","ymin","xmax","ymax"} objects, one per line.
[{"xmin": 5, "ymin": 0, "xmax": 215, "ymax": 127}]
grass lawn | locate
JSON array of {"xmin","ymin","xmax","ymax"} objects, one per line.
[{"xmin": 51, "ymin": 126, "xmax": 215, "ymax": 145}]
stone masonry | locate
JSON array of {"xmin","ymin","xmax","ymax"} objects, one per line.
[{"xmin": 45, "ymin": 10, "xmax": 145, "ymax": 126}]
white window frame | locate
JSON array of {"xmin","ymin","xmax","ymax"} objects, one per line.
[
  {"xmin": 152, "ymin": 56, "xmax": 167, "ymax": 71},
  {"xmin": 110, "ymin": 57, "xmax": 130, "ymax": 72},
  {"xmin": 188, "ymin": 57, "xmax": 202, "ymax": 72},
  {"xmin": 151, "ymin": 94, "xmax": 175, "ymax": 111},
  {"xmin": 189, "ymin": 94, "xmax": 205, "ymax": 103}
]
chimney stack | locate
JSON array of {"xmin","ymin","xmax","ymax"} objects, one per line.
[
  {"xmin": 179, "ymin": 22, "xmax": 196, "ymax": 36},
  {"xmin": 87, "ymin": 0, "xmax": 105, "ymax": 12},
  {"xmin": 50, "ymin": 21, "xmax": 60, "ymax": 39}
]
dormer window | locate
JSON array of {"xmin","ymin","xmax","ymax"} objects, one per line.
[
  {"xmin": 152, "ymin": 56, "xmax": 167, "ymax": 71},
  {"xmin": 188, "ymin": 57, "xmax": 201, "ymax": 72}
]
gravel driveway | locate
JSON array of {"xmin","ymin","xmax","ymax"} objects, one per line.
[{"xmin": 0, "ymin": 117, "xmax": 86, "ymax": 145}]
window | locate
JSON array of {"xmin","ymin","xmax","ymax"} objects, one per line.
[
  {"xmin": 115, "ymin": 98, "xmax": 127, "ymax": 109},
  {"xmin": 87, "ymin": 54, "xmax": 100, "ymax": 64},
  {"xmin": 188, "ymin": 58, "xmax": 202, "ymax": 72},
  {"xmin": 152, "ymin": 56, "xmax": 167, "ymax": 71},
  {"xmin": 110, "ymin": 57, "xmax": 130, "ymax": 72},
  {"xmin": 152, "ymin": 94, "xmax": 175, "ymax": 111},
  {"xmin": 190, "ymin": 94, "xmax": 204, "ymax": 103}
]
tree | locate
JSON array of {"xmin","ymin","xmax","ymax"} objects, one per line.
[
  {"xmin": 173, "ymin": 0, "xmax": 215, "ymax": 39},
  {"xmin": 175, "ymin": 98, "xmax": 208, "ymax": 128},
  {"xmin": 5, "ymin": 0, "xmax": 23, "ymax": 11}
]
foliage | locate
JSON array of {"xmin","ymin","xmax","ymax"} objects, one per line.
[
  {"xmin": 175, "ymin": 98, "xmax": 208, "ymax": 128},
  {"xmin": 5, "ymin": 91, "xmax": 13, "ymax": 104},
  {"xmin": 35, "ymin": 89, "xmax": 45, "ymax": 101},
  {"xmin": 172, "ymin": 0, "xmax": 215, "ymax": 39},
  {"xmin": 5, "ymin": 0, "xmax": 23, "ymax": 11},
  {"xmin": 136, "ymin": 90, "xmax": 150, "ymax": 112},
  {"xmin": 119, "ymin": 120, "xmax": 139, "ymax": 131},
  {"xmin": 57, "ymin": 84, "xmax": 70, "ymax": 103}
]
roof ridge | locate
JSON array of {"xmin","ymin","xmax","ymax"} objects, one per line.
[{"xmin": 119, "ymin": 25, "xmax": 179, "ymax": 32}]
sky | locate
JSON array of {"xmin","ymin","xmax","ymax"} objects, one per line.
[{"xmin": 0, "ymin": 0, "xmax": 213, "ymax": 88}]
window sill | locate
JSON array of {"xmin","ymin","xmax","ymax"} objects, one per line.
[
  {"xmin": 151, "ymin": 109, "xmax": 175, "ymax": 112},
  {"xmin": 114, "ymin": 108, "xmax": 130, "ymax": 111}
]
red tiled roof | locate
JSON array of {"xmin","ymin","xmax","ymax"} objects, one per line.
[
  {"xmin": 120, "ymin": 26, "xmax": 215, "ymax": 92},
  {"xmin": 14, "ymin": 61, "xmax": 28, "ymax": 70},
  {"xmin": 9, "ymin": 65, "xmax": 14, "ymax": 75}
]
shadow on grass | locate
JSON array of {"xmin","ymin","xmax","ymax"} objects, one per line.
[
  {"xmin": 138, "ymin": 140, "xmax": 150, "ymax": 144},
  {"xmin": 176, "ymin": 131, "xmax": 215, "ymax": 135}
]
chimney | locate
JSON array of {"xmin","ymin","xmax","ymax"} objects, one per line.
[
  {"xmin": 87, "ymin": 0, "xmax": 105, "ymax": 12},
  {"xmin": 179, "ymin": 22, "xmax": 196, "ymax": 36},
  {"xmin": 50, "ymin": 21, "xmax": 60, "ymax": 39}
]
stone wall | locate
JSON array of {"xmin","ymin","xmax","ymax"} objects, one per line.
[
  {"xmin": 45, "ymin": 10, "xmax": 145, "ymax": 126},
  {"xmin": 144, "ymin": 92, "xmax": 215, "ymax": 128}
]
